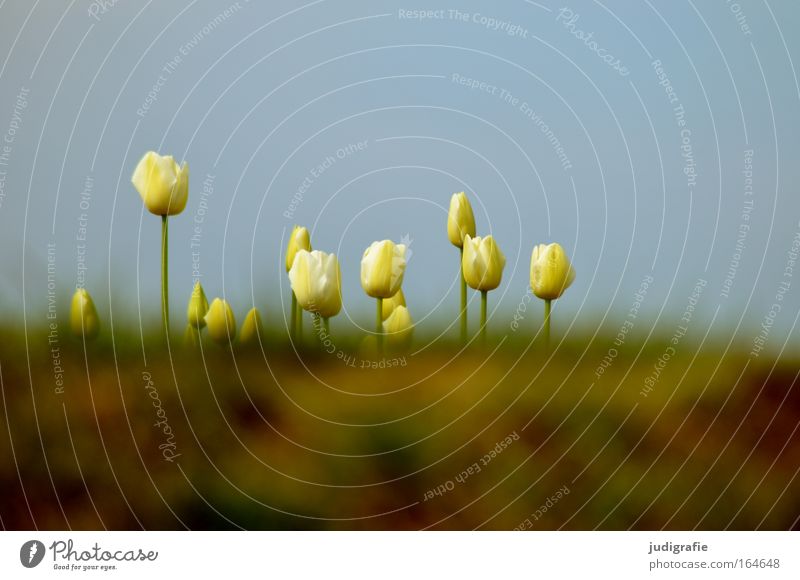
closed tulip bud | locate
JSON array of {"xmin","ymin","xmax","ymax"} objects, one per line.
[
  {"xmin": 70, "ymin": 288, "xmax": 100, "ymax": 340},
  {"xmin": 289, "ymin": 250, "xmax": 342, "ymax": 318},
  {"xmin": 462, "ymin": 235, "xmax": 506, "ymax": 291},
  {"xmin": 530, "ymin": 243, "xmax": 575, "ymax": 300},
  {"xmin": 360, "ymin": 240, "xmax": 406, "ymax": 299},
  {"xmin": 383, "ymin": 305, "xmax": 414, "ymax": 345},
  {"xmin": 447, "ymin": 191, "xmax": 476, "ymax": 248},
  {"xmin": 131, "ymin": 151, "xmax": 189, "ymax": 216},
  {"xmin": 381, "ymin": 288, "xmax": 406, "ymax": 321},
  {"xmin": 204, "ymin": 298, "xmax": 236, "ymax": 344},
  {"xmin": 239, "ymin": 307, "xmax": 263, "ymax": 346},
  {"xmin": 285, "ymin": 225, "xmax": 312, "ymax": 273},
  {"xmin": 186, "ymin": 281, "xmax": 209, "ymax": 328}
]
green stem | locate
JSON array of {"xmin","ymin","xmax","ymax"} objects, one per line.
[
  {"xmin": 290, "ymin": 291, "xmax": 297, "ymax": 339},
  {"xmin": 460, "ymin": 246, "xmax": 467, "ymax": 343},
  {"xmin": 376, "ymin": 297, "xmax": 384, "ymax": 355},
  {"xmin": 297, "ymin": 303, "xmax": 303, "ymax": 343},
  {"xmin": 544, "ymin": 299, "xmax": 552, "ymax": 351},
  {"xmin": 313, "ymin": 313, "xmax": 321, "ymax": 348},
  {"xmin": 480, "ymin": 290, "xmax": 488, "ymax": 346},
  {"xmin": 161, "ymin": 215, "xmax": 169, "ymax": 336},
  {"xmin": 323, "ymin": 317, "xmax": 330, "ymax": 336}
]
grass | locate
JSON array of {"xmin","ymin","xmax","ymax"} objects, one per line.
[{"xmin": 0, "ymin": 325, "xmax": 797, "ymax": 530}]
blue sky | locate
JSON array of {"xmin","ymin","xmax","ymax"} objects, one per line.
[{"xmin": 0, "ymin": 0, "xmax": 798, "ymax": 350}]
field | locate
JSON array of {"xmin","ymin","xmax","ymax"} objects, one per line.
[{"xmin": 1, "ymin": 327, "xmax": 798, "ymax": 530}]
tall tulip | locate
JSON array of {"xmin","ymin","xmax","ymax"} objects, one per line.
[
  {"xmin": 383, "ymin": 305, "xmax": 414, "ymax": 349},
  {"xmin": 70, "ymin": 288, "xmax": 100, "ymax": 340},
  {"xmin": 289, "ymin": 249, "xmax": 342, "ymax": 339},
  {"xmin": 462, "ymin": 234, "xmax": 505, "ymax": 344},
  {"xmin": 184, "ymin": 281, "xmax": 209, "ymax": 346},
  {"xmin": 239, "ymin": 307, "xmax": 264, "ymax": 346},
  {"xmin": 286, "ymin": 226, "xmax": 311, "ymax": 339},
  {"xmin": 448, "ymin": 192, "xmax": 476, "ymax": 342},
  {"xmin": 530, "ymin": 243, "xmax": 575, "ymax": 348},
  {"xmin": 205, "ymin": 298, "xmax": 236, "ymax": 345},
  {"xmin": 132, "ymin": 151, "xmax": 189, "ymax": 335},
  {"xmin": 361, "ymin": 240, "xmax": 406, "ymax": 352}
]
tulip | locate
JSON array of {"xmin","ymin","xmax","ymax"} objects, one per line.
[
  {"xmin": 186, "ymin": 281, "xmax": 209, "ymax": 328},
  {"xmin": 239, "ymin": 307, "xmax": 264, "ymax": 346},
  {"xmin": 383, "ymin": 305, "xmax": 414, "ymax": 349},
  {"xmin": 448, "ymin": 192, "xmax": 476, "ymax": 342},
  {"xmin": 204, "ymin": 298, "xmax": 236, "ymax": 345},
  {"xmin": 462, "ymin": 235, "xmax": 505, "ymax": 345},
  {"xmin": 381, "ymin": 288, "xmax": 406, "ymax": 321},
  {"xmin": 289, "ymin": 250, "xmax": 342, "ymax": 341},
  {"xmin": 361, "ymin": 240, "xmax": 406, "ymax": 352},
  {"xmin": 131, "ymin": 151, "xmax": 189, "ymax": 336},
  {"xmin": 70, "ymin": 288, "xmax": 100, "ymax": 340},
  {"xmin": 530, "ymin": 243, "xmax": 575, "ymax": 348},
  {"xmin": 286, "ymin": 226, "xmax": 311, "ymax": 340}
]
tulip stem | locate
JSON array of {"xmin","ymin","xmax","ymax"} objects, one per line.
[
  {"xmin": 323, "ymin": 317, "xmax": 330, "ymax": 336},
  {"xmin": 161, "ymin": 215, "xmax": 169, "ymax": 336},
  {"xmin": 480, "ymin": 290, "xmax": 488, "ymax": 346},
  {"xmin": 290, "ymin": 291, "xmax": 297, "ymax": 339},
  {"xmin": 544, "ymin": 299, "xmax": 552, "ymax": 350},
  {"xmin": 460, "ymin": 246, "xmax": 467, "ymax": 343},
  {"xmin": 297, "ymin": 306, "xmax": 303, "ymax": 343},
  {"xmin": 376, "ymin": 298, "xmax": 384, "ymax": 355}
]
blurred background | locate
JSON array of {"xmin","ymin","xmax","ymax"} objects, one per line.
[{"xmin": 0, "ymin": 0, "xmax": 798, "ymax": 529}]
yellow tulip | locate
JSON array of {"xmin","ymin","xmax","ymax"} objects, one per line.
[
  {"xmin": 70, "ymin": 288, "xmax": 100, "ymax": 340},
  {"xmin": 239, "ymin": 307, "xmax": 263, "ymax": 346},
  {"xmin": 383, "ymin": 305, "xmax": 414, "ymax": 346},
  {"xmin": 381, "ymin": 288, "xmax": 406, "ymax": 321},
  {"xmin": 131, "ymin": 151, "xmax": 189, "ymax": 216},
  {"xmin": 360, "ymin": 240, "xmax": 406, "ymax": 299},
  {"xmin": 186, "ymin": 281, "xmax": 208, "ymax": 328},
  {"xmin": 530, "ymin": 243, "xmax": 575, "ymax": 300},
  {"xmin": 204, "ymin": 298, "xmax": 236, "ymax": 344},
  {"xmin": 289, "ymin": 250, "xmax": 342, "ymax": 319},
  {"xmin": 285, "ymin": 225, "xmax": 312, "ymax": 273},
  {"xmin": 462, "ymin": 235, "xmax": 506, "ymax": 291},
  {"xmin": 447, "ymin": 191, "xmax": 476, "ymax": 248}
]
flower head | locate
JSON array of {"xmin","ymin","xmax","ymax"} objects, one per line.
[
  {"xmin": 285, "ymin": 225, "xmax": 312, "ymax": 273},
  {"xmin": 204, "ymin": 298, "xmax": 236, "ymax": 344},
  {"xmin": 239, "ymin": 307, "xmax": 263, "ymax": 346},
  {"xmin": 530, "ymin": 243, "xmax": 575, "ymax": 300},
  {"xmin": 383, "ymin": 305, "xmax": 414, "ymax": 345},
  {"xmin": 131, "ymin": 151, "xmax": 189, "ymax": 216},
  {"xmin": 462, "ymin": 235, "xmax": 506, "ymax": 291},
  {"xmin": 186, "ymin": 281, "xmax": 209, "ymax": 328},
  {"xmin": 360, "ymin": 240, "xmax": 406, "ymax": 299},
  {"xmin": 381, "ymin": 288, "xmax": 406, "ymax": 321},
  {"xmin": 70, "ymin": 288, "xmax": 100, "ymax": 340},
  {"xmin": 447, "ymin": 192, "xmax": 476, "ymax": 248},
  {"xmin": 289, "ymin": 250, "xmax": 342, "ymax": 318}
]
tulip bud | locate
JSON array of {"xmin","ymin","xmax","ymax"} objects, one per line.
[
  {"xmin": 186, "ymin": 281, "xmax": 209, "ymax": 328},
  {"xmin": 383, "ymin": 305, "xmax": 414, "ymax": 345},
  {"xmin": 447, "ymin": 192, "xmax": 476, "ymax": 248},
  {"xmin": 204, "ymin": 298, "xmax": 236, "ymax": 344},
  {"xmin": 131, "ymin": 151, "xmax": 189, "ymax": 216},
  {"xmin": 530, "ymin": 243, "xmax": 575, "ymax": 300},
  {"xmin": 239, "ymin": 307, "xmax": 263, "ymax": 346},
  {"xmin": 70, "ymin": 288, "xmax": 100, "ymax": 340},
  {"xmin": 360, "ymin": 240, "xmax": 406, "ymax": 299},
  {"xmin": 381, "ymin": 288, "xmax": 406, "ymax": 321},
  {"xmin": 289, "ymin": 250, "xmax": 342, "ymax": 318},
  {"xmin": 285, "ymin": 225, "xmax": 312, "ymax": 273},
  {"xmin": 462, "ymin": 235, "xmax": 506, "ymax": 291}
]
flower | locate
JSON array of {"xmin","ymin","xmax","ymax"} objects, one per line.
[
  {"xmin": 383, "ymin": 305, "xmax": 414, "ymax": 344},
  {"xmin": 131, "ymin": 151, "xmax": 189, "ymax": 216},
  {"xmin": 462, "ymin": 235, "xmax": 506, "ymax": 291},
  {"xmin": 239, "ymin": 307, "xmax": 263, "ymax": 345},
  {"xmin": 360, "ymin": 240, "xmax": 406, "ymax": 299},
  {"xmin": 289, "ymin": 250, "xmax": 342, "ymax": 318},
  {"xmin": 285, "ymin": 225, "xmax": 312, "ymax": 273},
  {"xmin": 70, "ymin": 288, "xmax": 100, "ymax": 339},
  {"xmin": 530, "ymin": 243, "xmax": 575, "ymax": 300},
  {"xmin": 447, "ymin": 191, "xmax": 476, "ymax": 248},
  {"xmin": 381, "ymin": 288, "xmax": 406, "ymax": 321},
  {"xmin": 186, "ymin": 281, "xmax": 209, "ymax": 328},
  {"xmin": 204, "ymin": 298, "xmax": 236, "ymax": 344}
]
